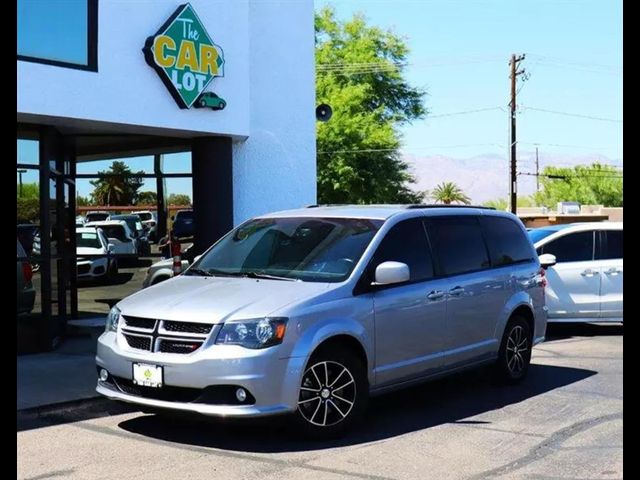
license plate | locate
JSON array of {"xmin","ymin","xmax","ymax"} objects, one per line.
[{"xmin": 132, "ymin": 363, "xmax": 163, "ymax": 388}]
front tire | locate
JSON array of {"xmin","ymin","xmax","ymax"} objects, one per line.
[
  {"xmin": 495, "ymin": 315, "xmax": 533, "ymax": 383},
  {"xmin": 292, "ymin": 346, "xmax": 368, "ymax": 440}
]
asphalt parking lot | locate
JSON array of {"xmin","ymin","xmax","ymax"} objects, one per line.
[{"xmin": 17, "ymin": 323, "xmax": 622, "ymax": 480}]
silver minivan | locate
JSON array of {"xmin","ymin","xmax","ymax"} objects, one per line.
[{"xmin": 96, "ymin": 205, "xmax": 547, "ymax": 438}]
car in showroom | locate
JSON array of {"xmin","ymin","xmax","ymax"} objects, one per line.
[
  {"xmin": 171, "ymin": 209, "xmax": 195, "ymax": 239},
  {"xmin": 529, "ymin": 222, "xmax": 622, "ymax": 323},
  {"xmin": 84, "ymin": 220, "xmax": 138, "ymax": 257},
  {"xmin": 110, "ymin": 214, "xmax": 150, "ymax": 255},
  {"xmin": 85, "ymin": 211, "xmax": 111, "ymax": 223},
  {"xmin": 76, "ymin": 227, "xmax": 118, "ymax": 282},
  {"xmin": 132, "ymin": 210, "xmax": 158, "ymax": 242},
  {"xmin": 96, "ymin": 205, "xmax": 547, "ymax": 439}
]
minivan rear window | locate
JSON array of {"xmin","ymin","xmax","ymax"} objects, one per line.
[
  {"xmin": 480, "ymin": 216, "xmax": 533, "ymax": 266},
  {"xmin": 426, "ymin": 216, "xmax": 490, "ymax": 276}
]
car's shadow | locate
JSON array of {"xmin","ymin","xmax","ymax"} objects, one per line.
[
  {"xmin": 117, "ymin": 363, "xmax": 595, "ymax": 452},
  {"xmin": 545, "ymin": 322, "xmax": 623, "ymax": 342}
]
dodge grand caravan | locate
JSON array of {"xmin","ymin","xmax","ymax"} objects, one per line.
[{"xmin": 96, "ymin": 205, "xmax": 547, "ymax": 438}]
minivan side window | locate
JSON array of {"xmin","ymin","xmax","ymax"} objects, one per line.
[
  {"xmin": 426, "ymin": 216, "xmax": 490, "ymax": 276},
  {"xmin": 480, "ymin": 216, "xmax": 533, "ymax": 266},
  {"xmin": 371, "ymin": 218, "xmax": 434, "ymax": 282},
  {"xmin": 540, "ymin": 231, "xmax": 594, "ymax": 263},
  {"xmin": 600, "ymin": 230, "xmax": 623, "ymax": 260}
]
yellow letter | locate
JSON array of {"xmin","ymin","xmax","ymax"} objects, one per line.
[
  {"xmin": 176, "ymin": 40, "xmax": 199, "ymax": 71},
  {"xmin": 153, "ymin": 35, "xmax": 176, "ymax": 68},
  {"xmin": 199, "ymin": 44, "xmax": 219, "ymax": 75}
]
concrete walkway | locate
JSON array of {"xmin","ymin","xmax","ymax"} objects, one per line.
[{"xmin": 17, "ymin": 333, "xmax": 100, "ymax": 411}]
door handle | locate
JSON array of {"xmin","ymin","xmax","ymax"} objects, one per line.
[
  {"xmin": 448, "ymin": 286, "xmax": 465, "ymax": 296},
  {"xmin": 604, "ymin": 267, "xmax": 622, "ymax": 275},
  {"xmin": 427, "ymin": 290, "xmax": 445, "ymax": 300},
  {"xmin": 581, "ymin": 269, "xmax": 599, "ymax": 277}
]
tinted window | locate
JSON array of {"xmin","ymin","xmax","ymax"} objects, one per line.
[
  {"xmin": 541, "ymin": 231, "xmax": 594, "ymax": 262},
  {"xmin": 371, "ymin": 219, "xmax": 434, "ymax": 282},
  {"xmin": 601, "ymin": 230, "xmax": 623, "ymax": 260},
  {"xmin": 481, "ymin": 216, "xmax": 533, "ymax": 266},
  {"xmin": 427, "ymin": 216, "xmax": 490, "ymax": 276},
  {"xmin": 137, "ymin": 212, "xmax": 152, "ymax": 221},
  {"xmin": 528, "ymin": 228, "xmax": 558, "ymax": 244},
  {"xmin": 176, "ymin": 211, "xmax": 194, "ymax": 220},
  {"xmin": 100, "ymin": 226, "xmax": 127, "ymax": 242}
]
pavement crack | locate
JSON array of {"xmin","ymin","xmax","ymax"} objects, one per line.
[{"xmin": 468, "ymin": 412, "xmax": 623, "ymax": 479}]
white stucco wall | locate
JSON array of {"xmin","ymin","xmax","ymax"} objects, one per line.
[
  {"xmin": 17, "ymin": 0, "xmax": 317, "ymax": 224},
  {"xmin": 232, "ymin": 0, "xmax": 317, "ymax": 224}
]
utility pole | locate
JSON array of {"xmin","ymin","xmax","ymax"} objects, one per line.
[
  {"xmin": 509, "ymin": 53, "xmax": 526, "ymax": 214},
  {"xmin": 535, "ymin": 147, "xmax": 540, "ymax": 192}
]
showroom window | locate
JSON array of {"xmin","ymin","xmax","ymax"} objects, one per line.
[{"xmin": 17, "ymin": 0, "xmax": 98, "ymax": 71}]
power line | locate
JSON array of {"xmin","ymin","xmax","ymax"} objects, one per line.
[{"xmin": 521, "ymin": 106, "xmax": 623, "ymax": 123}]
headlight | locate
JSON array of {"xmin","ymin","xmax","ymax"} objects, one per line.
[
  {"xmin": 215, "ymin": 318, "xmax": 287, "ymax": 349},
  {"xmin": 106, "ymin": 306, "xmax": 121, "ymax": 332}
]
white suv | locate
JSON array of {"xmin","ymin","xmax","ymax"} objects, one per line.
[{"xmin": 529, "ymin": 222, "xmax": 623, "ymax": 323}]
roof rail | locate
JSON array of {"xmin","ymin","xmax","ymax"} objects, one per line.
[{"xmin": 405, "ymin": 204, "xmax": 495, "ymax": 210}]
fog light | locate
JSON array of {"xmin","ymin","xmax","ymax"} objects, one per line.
[
  {"xmin": 99, "ymin": 369, "xmax": 109, "ymax": 382},
  {"xmin": 235, "ymin": 388, "xmax": 247, "ymax": 402}
]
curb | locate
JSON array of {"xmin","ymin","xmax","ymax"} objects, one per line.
[{"xmin": 17, "ymin": 396, "xmax": 106, "ymax": 418}]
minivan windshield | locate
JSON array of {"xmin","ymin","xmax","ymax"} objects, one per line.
[
  {"xmin": 76, "ymin": 231, "xmax": 102, "ymax": 249},
  {"xmin": 190, "ymin": 217, "xmax": 383, "ymax": 282}
]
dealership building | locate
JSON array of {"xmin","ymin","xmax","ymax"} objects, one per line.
[{"xmin": 17, "ymin": 0, "xmax": 316, "ymax": 350}]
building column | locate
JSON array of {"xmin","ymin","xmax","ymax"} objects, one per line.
[{"xmin": 191, "ymin": 137, "xmax": 233, "ymax": 255}]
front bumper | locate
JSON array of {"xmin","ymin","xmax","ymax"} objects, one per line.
[
  {"xmin": 77, "ymin": 258, "xmax": 108, "ymax": 278},
  {"xmin": 96, "ymin": 331, "xmax": 305, "ymax": 418}
]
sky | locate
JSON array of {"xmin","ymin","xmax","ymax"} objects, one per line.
[
  {"xmin": 18, "ymin": 0, "xmax": 622, "ymax": 204},
  {"xmin": 316, "ymin": 0, "xmax": 622, "ymax": 201}
]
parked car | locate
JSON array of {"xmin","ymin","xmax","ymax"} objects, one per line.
[
  {"xmin": 85, "ymin": 211, "xmax": 111, "ymax": 223},
  {"xmin": 109, "ymin": 214, "xmax": 150, "ymax": 255},
  {"xmin": 132, "ymin": 210, "xmax": 158, "ymax": 242},
  {"xmin": 17, "ymin": 223, "xmax": 39, "ymax": 256},
  {"xmin": 142, "ymin": 257, "xmax": 191, "ymax": 288},
  {"xmin": 97, "ymin": 205, "xmax": 546, "ymax": 439},
  {"xmin": 76, "ymin": 215, "xmax": 86, "ymax": 227},
  {"xmin": 529, "ymin": 222, "xmax": 623, "ymax": 323},
  {"xmin": 76, "ymin": 227, "xmax": 118, "ymax": 282},
  {"xmin": 17, "ymin": 239, "xmax": 36, "ymax": 315},
  {"xmin": 84, "ymin": 220, "xmax": 137, "ymax": 257},
  {"xmin": 171, "ymin": 209, "xmax": 194, "ymax": 239}
]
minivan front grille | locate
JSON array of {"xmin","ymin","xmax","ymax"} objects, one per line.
[
  {"xmin": 163, "ymin": 321, "xmax": 212, "ymax": 335},
  {"xmin": 120, "ymin": 316, "xmax": 215, "ymax": 355}
]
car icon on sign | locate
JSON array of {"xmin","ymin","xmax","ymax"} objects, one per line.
[{"xmin": 194, "ymin": 92, "xmax": 226, "ymax": 110}]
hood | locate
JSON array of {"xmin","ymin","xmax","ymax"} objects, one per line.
[{"xmin": 118, "ymin": 275, "xmax": 332, "ymax": 323}]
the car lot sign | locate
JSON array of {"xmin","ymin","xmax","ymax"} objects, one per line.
[{"xmin": 143, "ymin": 3, "xmax": 225, "ymax": 109}]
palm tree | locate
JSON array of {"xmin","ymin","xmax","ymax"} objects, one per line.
[{"xmin": 430, "ymin": 181, "xmax": 471, "ymax": 205}]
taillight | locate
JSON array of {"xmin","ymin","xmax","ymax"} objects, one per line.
[
  {"xmin": 22, "ymin": 261, "xmax": 33, "ymax": 283},
  {"xmin": 539, "ymin": 267, "xmax": 547, "ymax": 288}
]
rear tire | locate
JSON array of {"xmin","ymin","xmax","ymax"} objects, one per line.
[
  {"xmin": 494, "ymin": 315, "xmax": 533, "ymax": 383},
  {"xmin": 291, "ymin": 346, "xmax": 368, "ymax": 440}
]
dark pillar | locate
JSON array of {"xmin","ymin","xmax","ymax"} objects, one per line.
[
  {"xmin": 191, "ymin": 137, "xmax": 233, "ymax": 255},
  {"xmin": 154, "ymin": 154, "xmax": 167, "ymax": 241}
]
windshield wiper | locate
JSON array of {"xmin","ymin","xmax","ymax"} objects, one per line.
[
  {"xmin": 242, "ymin": 271, "xmax": 298, "ymax": 281},
  {"xmin": 185, "ymin": 268, "xmax": 214, "ymax": 277}
]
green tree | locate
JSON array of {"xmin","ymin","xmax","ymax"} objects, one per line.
[
  {"xmin": 315, "ymin": 7, "xmax": 426, "ymax": 204},
  {"xmin": 137, "ymin": 191, "xmax": 158, "ymax": 205},
  {"xmin": 17, "ymin": 182, "xmax": 38, "ymax": 199},
  {"xmin": 76, "ymin": 195, "xmax": 93, "ymax": 207},
  {"xmin": 90, "ymin": 161, "xmax": 144, "ymax": 206},
  {"xmin": 534, "ymin": 162, "xmax": 623, "ymax": 208},
  {"xmin": 166, "ymin": 193, "xmax": 191, "ymax": 205},
  {"xmin": 483, "ymin": 195, "xmax": 537, "ymax": 210},
  {"xmin": 431, "ymin": 182, "xmax": 471, "ymax": 205},
  {"xmin": 17, "ymin": 198, "xmax": 39, "ymax": 224}
]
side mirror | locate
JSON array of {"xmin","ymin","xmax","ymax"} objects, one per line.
[
  {"xmin": 539, "ymin": 253, "xmax": 557, "ymax": 269},
  {"xmin": 107, "ymin": 244, "xmax": 115, "ymax": 253},
  {"xmin": 373, "ymin": 261, "xmax": 410, "ymax": 285}
]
